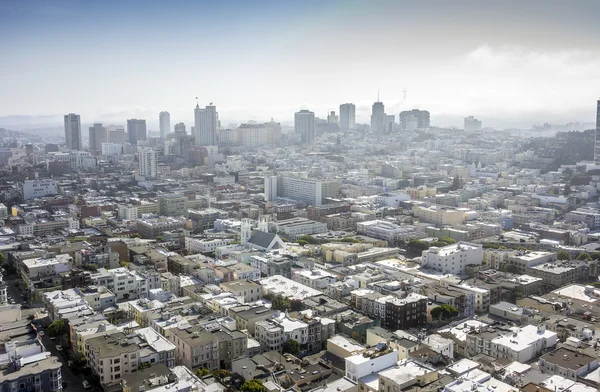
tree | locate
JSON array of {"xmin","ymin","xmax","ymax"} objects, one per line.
[
  {"xmin": 590, "ymin": 252, "xmax": 600, "ymax": 261},
  {"xmin": 138, "ymin": 362, "xmax": 151, "ymax": 370},
  {"xmin": 557, "ymin": 250, "xmax": 571, "ymax": 261},
  {"xmin": 47, "ymin": 319, "xmax": 67, "ymax": 337},
  {"xmin": 271, "ymin": 295, "xmax": 291, "ymax": 311},
  {"xmin": 563, "ymin": 185, "xmax": 572, "ymax": 196},
  {"xmin": 297, "ymin": 240, "xmax": 309, "ymax": 246},
  {"xmin": 576, "ymin": 252, "xmax": 592, "ymax": 261},
  {"xmin": 282, "ymin": 339, "xmax": 300, "ymax": 355},
  {"xmin": 212, "ymin": 369, "xmax": 231, "ymax": 381},
  {"xmin": 81, "ymin": 264, "xmax": 98, "ymax": 272},
  {"xmin": 0, "ymin": 252, "xmax": 6, "ymax": 266},
  {"xmin": 438, "ymin": 237, "xmax": 456, "ymax": 245},
  {"xmin": 194, "ymin": 368, "xmax": 210, "ymax": 378},
  {"xmin": 340, "ymin": 237, "xmax": 360, "ymax": 243},
  {"xmin": 119, "ymin": 261, "xmax": 130, "ymax": 269},
  {"xmin": 241, "ymin": 380, "xmax": 267, "ymax": 392},
  {"xmin": 298, "ymin": 235, "xmax": 319, "ymax": 245},
  {"xmin": 131, "ymin": 233, "xmax": 141, "ymax": 238},
  {"xmin": 155, "ymin": 236, "xmax": 166, "ymax": 242},
  {"xmin": 407, "ymin": 240, "xmax": 429, "ymax": 252},
  {"xmin": 431, "ymin": 241, "xmax": 450, "ymax": 247},
  {"xmin": 430, "ymin": 304, "xmax": 459, "ymax": 320}
]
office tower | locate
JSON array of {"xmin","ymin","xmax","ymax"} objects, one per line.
[
  {"xmin": 339, "ymin": 103, "xmax": 356, "ymax": 131},
  {"xmin": 174, "ymin": 122, "xmax": 186, "ymax": 133},
  {"xmin": 194, "ymin": 103, "xmax": 218, "ymax": 146},
  {"xmin": 108, "ymin": 126, "xmax": 126, "ymax": 144},
  {"xmin": 127, "ymin": 119, "xmax": 147, "ymax": 145},
  {"xmin": 138, "ymin": 148, "xmax": 157, "ymax": 179},
  {"xmin": 327, "ymin": 111, "xmax": 339, "ymax": 124},
  {"xmin": 159, "ymin": 111, "xmax": 170, "ymax": 139},
  {"xmin": 464, "ymin": 116, "xmax": 482, "ymax": 132},
  {"xmin": 399, "ymin": 109, "xmax": 430, "ymax": 129},
  {"xmin": 370, "ymin": 101, "xmax": 386, "ymax": 133},
  {"xmin": 64, "ymin": 113, "xmax": 82, "ymax": 150},
  {"xmin": 596, "ymin": 100, "xmax": 600, "ymax": 164},
  {"xmin": 88, "ymin": 123, "xmax": 106, "ymax": 155},
  {"xmin": 294, "ymin": 110, "xmax": 315, "ymax": 143}
]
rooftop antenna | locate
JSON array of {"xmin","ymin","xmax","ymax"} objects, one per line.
[{"xmin": 377, "ymin": 89, "xmax": 380, "ymax": 102}]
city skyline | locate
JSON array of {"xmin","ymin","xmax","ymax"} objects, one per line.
[{"xmin": 1, "ymin": 0, "xmax": 600, "ymax": 129}]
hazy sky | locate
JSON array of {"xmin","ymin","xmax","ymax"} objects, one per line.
[{"xmin": 1, "ymin": 0, "xmax": 600, "ymax": 129}]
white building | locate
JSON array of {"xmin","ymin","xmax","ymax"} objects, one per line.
[
  {"xmin": 0, "ymin": 203, "xmax": 7, "ymax": 219},
  {"xmin": 89, "ymin": 267, "xmax": 161, "ymax": 301},
  {"xmin": 118, "ymin": 204, "xmax": 139, "ymax": 220},
  {"xmin": 195, "ymin": 103, "xmax": 217, "ymax": 147},
  {"xmin": 272, "ymin": 217, "xmax": 327, "ymax": 237},
  {"xmin": 491, "ymin": 325, "xmax": 557, "ymax": 363},
  {"xmin": 185, "ymin": 237, "xmax": 232, "ymax": 254},
  {"xmin": 264, "ymin": 175, "xmax": 278, "ymax": 202},
  {"xmin": 345, "ymin": 347, "xmax": 398, "ymax": 382},
  {"xmin": 376, "ymin": 192, "xmax": 411, "ymax": 206},
  {"xmin": 421, "ymin": 242, "xmax": 483, "ymax": 275},
  {"xmin": 138, "ymin": 148, "xmax": 158, "ymax": 179},
  {"xmin": 259, "ymin": 275, "xmax": 321, "ymax": 301},
  {"xmin": 339, "ymin": 103, "xmax": 356, "ymax": 131},
  {"xmin": 356, "ymin": 220, "xmax": 406, "ymax": 242},
  {"xmin": 293, "ymin": 269, "xmax": 338, "ymax": 290},
  {"xmin": 101, "ymin": 142, "xmax": 124, "ymax": 156},
  {"xmin": 255, "ymin": 312, "xmax": 309, "ymax": 352},
  {"xmin": 23, "ymin": 179, "xmax": 58, "ymax": 200}
]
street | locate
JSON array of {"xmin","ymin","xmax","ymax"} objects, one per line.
[{"xmin": 5, "ymin": 274, "xmax": 88, "ymax": 390}]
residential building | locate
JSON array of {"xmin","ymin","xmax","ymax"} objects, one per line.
[
  {"xmin": 421, "ymin": 242, "xmax": 483, "ymax": 275},
  {"xmin": 136, "ymin": 217, "xmax": 186, "ymax": 239},
  {"xmin": 194, "ymin": 103, "xmax": 218, "ymax": 147},
  {"xmin": 384, "ymin": 293, "xmax": 428, "ymax": 330},
  {"xmin": 399, "ymin": 109, "xmax": 430, "ymax": 129},
  {"xmin": 464, "ymin": 116, "xmax": 482, "ymax": 132},
  {"xmin": 0, "ymin": 352, "xmax": 63, "ymax": 392},
  {"xmin": 158, "ymin": 194, "xmax": 187, "ymax": 217},
  {"xmin": 345, "ymin": 346, "xmax": 397, "ymax": 382},
  {"xmin": 272, "ymin": 217, "xmax": 327, "ymax": 237},
  {"xmin": 539, "ymin": 347, "xmax": 598, "ymax": 380},
  {"xmin": 293, "ymin": 269, "xmax": 338, "ymax": 290},
  {"xmin": 220, "ymin": 280, "xmax": 263, "ymax": 303},
  {"xmin": 138, "ymin": 148, "xmax": 157, "ymax": 179},
  {"xmin": 255, "ymin": 312, "xmax": 308, "ymax": 352},
  {"xmin": 277, "ymin": 176, "xmax": 339, "ymax": 206}
]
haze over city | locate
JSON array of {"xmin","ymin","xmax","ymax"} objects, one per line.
[{"xmin": 2, "ymin": 0, "xmax": 600, "ymax": 128}]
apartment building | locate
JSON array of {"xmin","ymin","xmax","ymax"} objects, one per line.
[
  {"xmin": 412, "ymin": 205, "xmax": 465, "ymax": 226},
  {"xmin": 421, "ymin": 242, "xmax": 483, "ymax": 275},
  {"xmin": 384, "ymin": 293, "xmax": 428, "ymax": 330},
  {"xmin": 220, "ymin": 280, "xmax": 263, "ymax": 303},
  {"xmin": 255, "ymin": 312, "xmax": 309, "ymax": 353}
]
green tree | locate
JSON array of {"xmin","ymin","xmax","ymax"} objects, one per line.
[
  {"xmin": 340, "ymin": 237, "xmax": 361, "ymax": 243},
  {"xmin": 297, "ymin": 240, "xmax": 309, "ymax": 246},
  {"xmin": 270, "ymin": 294, "xmax": 291, "ymax": 311},
  {"xmin": 282, "ymin": 339, "xmax": 300, "ymax": 355},
  {"xmin": 590, "ymin": 252, "xmax": 600, "ymax": 261},
  {"xmin": 155, "ymin": 236, "xmax": 166, "ymax": 242},
  {"xmin": 119, "ymin": 261, "xmax": 130, "ymax": 269},
  {"xmin": 563, "ymin": 185, "xmax": 572, "ymax": 196},
  {"xmin": 0, "ymin": 252, "xmax": 6, "ymax": 266},
  {"xmin": 557, "ymin": 250, "xmax": 571, "ymax": 260},
  {"xmin": 47, "ymin": 319, "xmax": 67, "ymax": 337},
  {"xmin": 194, "ymin": 368, "xmax": 210, "ymax": 378},
  {"xmin": 241, "ymin": 380, "xmax": 267, "ymax": 392},
  {"xmin": 576, "ymin": 252, "xmax": 592, "ymax": 261},
  {"xmin": 81, "ymin": 264, "xmax": 98, "ymax": 272},
  {"xmin": 298, "ymin": 235, "xmax": 319, "ymax": 244},
  {"xmin": 431, "ymin": 241, "xmax": 450, "ymax": 247},
  {"xmin": 131, "ymin": 233, "xmax": 141, "ymax": 238},
  {"xmin": 430, "ymin": 304, "xmax": 459, "ymax": 320},
  {"xmin": 407, "ymin": 239, "xmax": 429, "ymax": 252},
  {"xmin": 212, "ymin": 369, "xmax": 231, "ymax": 381},
  {"xmin": 138, "ymin": 362, "xmax": 151, "ymax": 370},
  {"xmin": 438, "ymin": 237, "xmax": 456, "ymax": 244}
]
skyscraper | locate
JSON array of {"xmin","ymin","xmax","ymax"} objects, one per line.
[
  {"xmin": 138, "ymin": 148, "xmax": 157, "ymax": 179},
  {"xmin": 88, "ymin": 123, "xmax": 106, "ymax": 155},
  {"xmin": 595, "ymin": 99, "xmax": 600, "ymax": 164},
  {"xmin": 194, "ymin": 103, "xmax": 218, "ymax": 146},
  {"xmin": 339, "ymin": 103, "xmax": 356, "ymax": 131},
  {"xmin": 127, "ymin": 119, "xmax": 147, "ymax": 145},
  {"xmin": 399, "ymin": 109, "xmax": 430, "ymax": 129},
  {"xmin": 174, "ymin": 122, "xmax": 186, "ymax": 133},
  {"xmin": 295, "ymin": 110, "xmax": 315, "ymax": 143},
  {"xmin": 107, "ymin": 126, "xmax": 126, "ymax": 144},
  {"xmin": 64, "ymin": 113, "xmax": 82, "ymax": 150},
  {"xmin": 371, "ymin": 101, "xmax": 386, "ymax": 133},
  {"xmin": 159, "ymin": 111, "xmax": 170, "ymax": 139}
]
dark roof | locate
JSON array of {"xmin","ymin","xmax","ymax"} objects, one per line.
[
  {"xmin": 248, "ymin": 231, "xmax": 277, "ymax": 248},
  {"xmin": 540, "ymin": 347, "xmax": 596, "ymax": 371},
  {"xmin": 118, "ymin": 364, "xmax": 171, "ymax": 392}
]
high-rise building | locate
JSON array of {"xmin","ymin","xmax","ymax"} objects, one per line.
[
  {"xmin": 339, "ymin": 103, "xmax": 356, "ymax": 131},
  {"xmin": 370, "ymin": 101, "xmax": 386, "ymax": 133},
  {"xmin": 127, "ymin": 119, "xmax": 147, "ymax": 145},
  {"xmin": 595, "ymin": 100, "xmax": 600, "ymax": 164},
  {"xmin": 194, "ymin": 104, "xmax": 218, "ymax": 146},
  {"xmin": 159, "ymin": 111, "xmax": 170, "ymax": 139},
  {"xmin": 399, "ymin": 109, "xmax": 430, "ymax": 129},
  {"xmin": 327, "ymin": 111, "xmax": 339, "ymax": 124},
  {"xmin": 264, "ymin": 175, "xmax": 278, "ymax": 202},
  {"xmin": 88, "ymin": 123, "xmax": 106, "ymax": 155},
  {"xmin": 464, "ymin": 116, "xmax": 482, "ymax": 132},
  {"xmin": 64, "ymin": 113, "xmax": 82, "ymax": 150},
  {"xmin": 106, "ymin": 125, "xmax": 126, "ymax": 144},
  {"xmin": 295, "ymin": 110, "xmax": 315, "ymax": 143},
  {"xmin": 174, "ymin": 122, "xmax": 186, "ymax": 133},
  {"xmin": 138, "ymin": 148, "xmax": 157, "ymax": 179}
]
